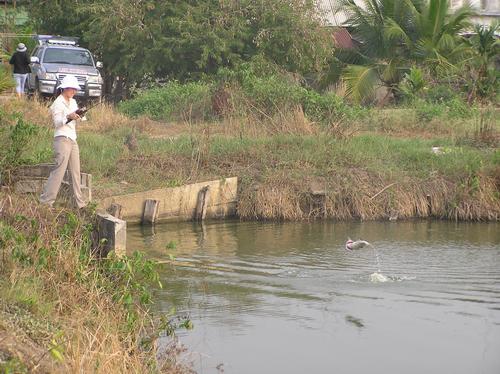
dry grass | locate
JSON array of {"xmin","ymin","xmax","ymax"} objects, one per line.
[
  {"xmin": 1, "ymin": 96, "xmax": 53, "ymax": 129},
  {"xmin": 238, "ymin": 172, "xmax": 500, "ymax": 221},
  {"xmin": 0, "ymin": 192, "xmax": 191, "ymax": 373},
  {"xmin": 1, "ymin": 96, "xmax": 184, "ymax": 139},
  {"xmin": 221, "ymin": 105, "xmax": 318, "ymax": 137}
]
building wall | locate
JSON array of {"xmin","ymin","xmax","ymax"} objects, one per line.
[
  {"xmin": 451, "ymin": 0, "xmax": 500, "ymax": 12},
  {"xmin": 451, "ymin": 0, "xmax": 500, "ymax": 26},
  {"xmin": 320, "ymin": 0, "xmax": 500, "ymax": 27}
]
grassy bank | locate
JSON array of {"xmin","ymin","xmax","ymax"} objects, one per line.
[
  {"xmin": 1, "ymin": 97, "xmax": 499, "ymax": 221},
  {"xmin": 0, "ymin": 193, "xmax": 191, "ymax": 373}
]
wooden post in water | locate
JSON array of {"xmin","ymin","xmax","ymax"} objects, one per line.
[
  {"xmin": 195, "ymin": 185, "xmax": 210, "ymax": 221},
  {"xmin": 310, "ymin": 181, "xmax": 327, "ymax": 219},
  {"xmin": 142, "ymin": 199, "xmax": 160, "ymax": 224}
]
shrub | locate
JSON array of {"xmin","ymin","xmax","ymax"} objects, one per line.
[
  {"xmin": 239, "ymin": 74, "xmax": 306, "ymax": 113},
  {"xmin": 424, "ymin": 84, "xmax": 458, "ymax": 104},
  {"xmin": 118, "ymin": 81, "xmax": 212, "ymax": 122},
  {"xmin": 119, "ymin": 59, "xmax": 366, "ymax": 127},
  {"xmin": 232, "ymin": 61, "xmax": 367, "ymax": 125},
  {"xmin": 302, "ymin": 90, "xmax": 366, "ymax": 125},
  {"xmin": 0, "ymin": 113, "xmax": 42, "ymax": 172},
  {"xmin": 445, "ymin": 97, "xmax": 477, "ymax": 119}
]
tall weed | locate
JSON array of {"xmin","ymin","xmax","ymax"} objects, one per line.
[{"xmin": 0, "ymin": 112, "xmax": 51, "ymax": 174}]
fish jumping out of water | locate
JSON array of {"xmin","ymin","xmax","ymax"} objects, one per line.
[{"xmin": 345, "ymin": 238, "xmax": 371, "ymax": 250}]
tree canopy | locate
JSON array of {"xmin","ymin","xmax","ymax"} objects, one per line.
[{"xmin": 27, "ymin": 0, "xmax": 332, "ymax": 93}]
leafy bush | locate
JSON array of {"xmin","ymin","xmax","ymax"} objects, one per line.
[
  {"xmin": 119, "ymin": 59, "xmax": 365, "ymax": 126},
  {"xmin": 0, "ymin": 113, "xmax": 41, "ymax": 172},
  {"xmin": 302, "ymin": 90, "xmax": 366, "ymax": 125},
  {"xmin": 119, "ymin": 81, "xmax": 212, "ymax": 122},
  {"xmin": 234, "ymin": 61, "xmax": 367, "ymax": 124},
  {"xmin": 445, "ymin": 97, "xmax": 477, "ymax": 119},
  {"xmin": 239, "ymin": 74, "xmax": 306, "ymax": 112},
  {"xmin": 424, "ymin": 84, "xmax": 458, "ymax": 104}
]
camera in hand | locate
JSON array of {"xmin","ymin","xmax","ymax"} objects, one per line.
[{"xmin": 65, "ymin": 106, "xmax": 88, "ymax": 124}]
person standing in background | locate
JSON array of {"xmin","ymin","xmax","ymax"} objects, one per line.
[
  {"xmin": 9, "ymin": 43, "xmax": 30, "ymax": 98},
  {"xmin": 40, "ymin": 75, "xmax": 87, "ymax": 209}
]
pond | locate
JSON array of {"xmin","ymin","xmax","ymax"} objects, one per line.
[{"xmin": 128, "ymin": 220, "xmax": 500, "ymax": 374}]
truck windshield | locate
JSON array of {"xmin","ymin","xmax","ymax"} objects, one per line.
[{"xmin": 43, "ymin": 48, "xmax": 94, "ymax": 66}]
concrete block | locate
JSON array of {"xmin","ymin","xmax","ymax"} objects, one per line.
[
  {"xmin": 142, "ymin": 199, "xmax": 160, "ymax": 224},
  {"xmin": 97, "ymin": 213, "xmax": 126, "ymax": 258},
  {"xmin": 13, "ymin": 178, "xmax": 46, "ymax": 194},
  {"xmin": 13, "ymin": 164, "xmax": 54, "ymax": 178},
  {"xmin": 11, "ymin": 162, "xmax": 92, "ymax": 209}
]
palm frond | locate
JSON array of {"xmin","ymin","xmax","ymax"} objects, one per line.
[
  {"xmin": 444, "ymin": 3, "xmax": 474, "ymax": 35},
  {"xmin": 436, "ymin": 33, "xmax": 456, "ymax": 51},
  {"xmin": 383, "ymin": 18, "xmax": 412, "ymax": 46},
  {"xmin": 343, "ymin": 64, "xmax": 380, "ymax": 102}
]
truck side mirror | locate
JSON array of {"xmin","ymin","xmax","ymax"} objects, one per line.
[
  {"xmin": 96, "ymin": 61, "xmax": 103, "ymax": 68},
  {"xmin": 30, "ymin": 56, "xmax": 40, "ymax": 64}
]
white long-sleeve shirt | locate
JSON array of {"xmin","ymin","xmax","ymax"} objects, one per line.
[{"xmin": 50, "ymin": 94, "xmax": 79, "ymax": 141}]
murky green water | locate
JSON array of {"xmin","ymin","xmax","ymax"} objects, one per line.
[{"xmin": 128, "ymin": 220, "xmax": 500, "ymax": 374}]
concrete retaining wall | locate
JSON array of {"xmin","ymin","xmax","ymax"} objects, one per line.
[
  {"xmin": 8, "ymin": 163, "xmax": 92, "ymax": 206},
  {"xmin": 98, "ymin": 177, "xmax": 238, "ymax": 223}
]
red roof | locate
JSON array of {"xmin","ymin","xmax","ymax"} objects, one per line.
[{"xmin": 332, "ymin": 27, "xmax": 355, "ymax": 49}]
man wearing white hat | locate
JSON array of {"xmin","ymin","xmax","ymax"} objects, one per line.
[
  {"xmin": 40, "ymin": 75, "xmax": 87, "ymax": 209},
  {"xmin": 9, "ymin": 43, "xmax": 30, "ymax": 98}
]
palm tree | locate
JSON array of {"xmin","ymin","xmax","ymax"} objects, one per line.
[
  {"xmin": 335, "ymin": 0, "xmax": 474, "ymax": 102},
  {"xmin": 462, "ymin": 22, "xmax": 500, "ymax": 100},
  {"xmin": 414, "ymin": 0, "xmax": 474, "ymax": 67}
]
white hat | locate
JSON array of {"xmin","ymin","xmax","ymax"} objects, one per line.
[
  {"xmin": 57, "ymin": 75, "xmax": 80, "ymax": 90},
  {"xmin": 16, "ymin": 43, "xmax": 27, "ymax": 52}
]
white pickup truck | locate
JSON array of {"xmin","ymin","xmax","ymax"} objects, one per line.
[{"xmin": 28, "ymin": 35, "xmax": 103, "ymax": 100}]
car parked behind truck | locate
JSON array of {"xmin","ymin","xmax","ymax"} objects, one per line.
[{"xmin": 28, "ymin": 35, "xmax": 103, "ymax": 100}]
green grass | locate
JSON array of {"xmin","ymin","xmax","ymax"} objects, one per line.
[
  {"xmin": 3, "ymin": 115, "xmax": 493, "ymax": 200},
  {"xmin": 74, "ymin": 131, "xmax": 496, "ymax": 189}
]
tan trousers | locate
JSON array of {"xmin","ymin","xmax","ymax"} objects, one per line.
[{"xmin": 40, "ymin": 137, "xmax": 86, "ymax": 208}]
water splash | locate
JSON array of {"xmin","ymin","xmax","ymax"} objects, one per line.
[
  {"xmin": 370, "ymin": 272, "xmax": 390, "ymax": 283},
  {"xmin": 370, "ymin": 244, "xmax": 382, "ymax": 272},
  {"xmin": 369, "ymin": 273, "xmax": 416, "ymax": 283}
]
